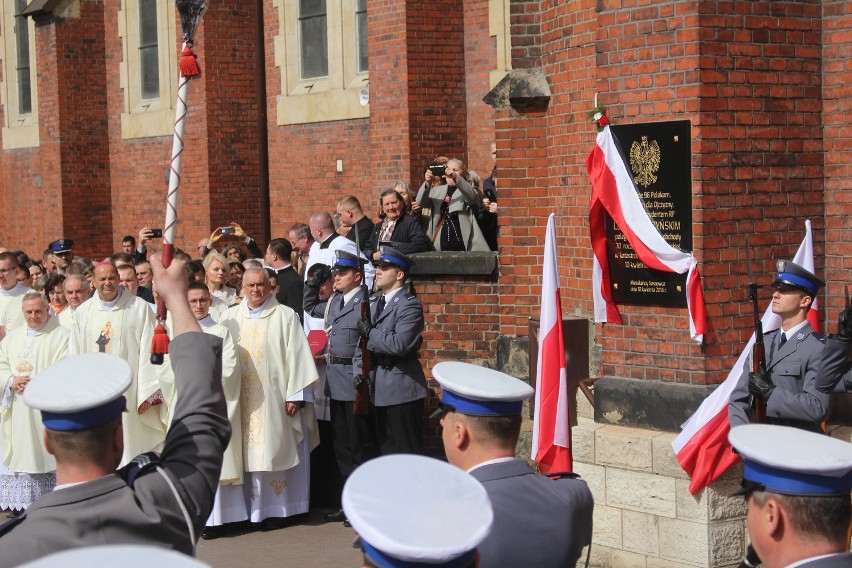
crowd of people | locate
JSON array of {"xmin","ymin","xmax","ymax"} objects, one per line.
[{"xmin": 0, "ymin": 159, "xmax": 851, "ymax": 566}]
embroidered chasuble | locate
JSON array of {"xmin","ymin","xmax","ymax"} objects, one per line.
[
  {"xmin": 0, "ymin": 318, "xmax": 69, "ymax": 473},
  {"xmin": 70, "ymin": 291, "xmax": 164, "ymax": 465}
]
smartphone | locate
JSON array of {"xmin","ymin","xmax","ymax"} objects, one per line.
[
  {"xmin": 150, "ymin": 229, "xmax": 163, "ymax": 238},
  {"xmin": 220, "ymin": 227, "xmax": 234, "ymax": 235}
]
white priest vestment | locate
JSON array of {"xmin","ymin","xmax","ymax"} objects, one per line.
[
  {"xmin": 0, "ymin": 284, "xmax": 32, "ymax": 335},
  {"xmin": 0, "ymin": 317, "xmax": 68, "ymax": 510},
  {"xmin": 57, "ymin": 305, "xmax": 75, "ymax": 329},
  {"xmin": 157, "ymin": 315, "xmax": 246, "ymax": 526},
  {"xmin": 70, "ymin": 289, "xmax": 164, "ymax": 465},
  {"xmin": 220, "ymin": 297, "xmax": 319, "ymax": 521}
]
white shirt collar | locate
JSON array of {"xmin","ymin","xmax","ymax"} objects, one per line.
[
  {"xmin": 97, "ymin": 288, "xmax": 123, "ymax": 311},
  {"xmin": 382, "ymin": 287, "xmax": 405, "ymax": 303},
  {"xmin": 343, "ymin": 288, "xmax": 361, "ymax": 305},
  {"xmin": 466, "ymin": 456, "xmax": 516, "ymax": 474},
  {"xmin": 780, "ymin": 319, "xmax": 809, "ymax": 342},
  {"xmin": 0, "ymin": 283, "xmax": 29, "ymax": 297},
  {"xmin": 198, "ymin": 314, "xmax": 216, "ymax": 329},
  {"xmin": 248, "ymin": 295, "xmax": 273, "ymax": 318}
]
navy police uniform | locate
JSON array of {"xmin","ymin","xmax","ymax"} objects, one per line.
[
  {"xmin": 729, "ymin": 261, "xmax": 829, "ymax": 432},
  {"xmin": 432, "ymin": 361, "xmax": 594, "ymax": 568},
  {"xmin": 0, "ymin": 333, "xmax": 229, "ymax": 566},
  {"xmin": 353, "ymin": 248, "xmax": 428, "ymax": 455},
  {"xmin": 303, "ymin": 253, "xmax": 378, "ymax": 481}
]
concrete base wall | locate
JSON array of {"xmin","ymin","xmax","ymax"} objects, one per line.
[{"xmin": 573, "ymin": 391, "xmax": 852, "ymax": 567}]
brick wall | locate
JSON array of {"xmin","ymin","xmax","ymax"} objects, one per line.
[
  {"xmin": 823, "ymin": 1, "xmax": 852, "ymax": 325},
  {"xmin": 413, "ymin": 272, "xmax": 500, "ymax": 454},
  {"xmin": 497, "ymin": 1, "xmax": 830, "ymax": 387},
  {"xmin": 463, "ymin": 0, "xmax": 496, "ymax": 178}
]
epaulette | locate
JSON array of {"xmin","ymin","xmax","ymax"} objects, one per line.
[
  {"xmin": 404, "ymin": 293, "xmax": 417, "ymax": 301},
  {"xmin": 119, "ymin": 451, "xmax": 163, "ymax": 486},
  {"xmin": 545, "ymin": 471, "xmax": 581, "ymax": 480},
  {"xmin": 0, "ymin": 512, "xmax": 25, "ymax": 537}
]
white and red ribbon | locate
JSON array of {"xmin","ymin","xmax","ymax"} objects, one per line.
[{"xmin": 586, "ymin": 125, "xmax": 706, "ymax": 342}]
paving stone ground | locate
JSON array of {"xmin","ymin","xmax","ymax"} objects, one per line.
[
  {"xmin": 3, "ymin": 507, "xmax": 362, "ymax": 567},
  {"xmin": 196, "ymin": 508, "xmax": 362, "ymax": 567}
]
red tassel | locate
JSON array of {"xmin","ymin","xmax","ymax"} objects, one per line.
[
  {"xmin": 150, "ymin": 322, "xmax": 170, "ymax": 365},
  {"xmin": 180, "ymin": 45, "xmax": 201, "ymax": 78}
]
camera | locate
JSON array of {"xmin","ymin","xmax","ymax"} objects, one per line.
[
  {"xmin": 150, "ymin": 229, "xmax": 163, "ymax": 238},
  {"xmin": 220, "ymin": 227, "xmax": 234, "ymax": 235},
  {"xmin": 429, "ymin": 165, "xmax": 447, "ymax": 178}
]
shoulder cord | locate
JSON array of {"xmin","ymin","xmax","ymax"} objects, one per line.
[{"xmin": 154, "ymin": 465, "xmax": 196, "ymax": 553}]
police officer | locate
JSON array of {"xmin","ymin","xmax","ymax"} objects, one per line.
[
  {"xmin": 354, "ymin": 247, "xmax": 428, "ymax": 455},
  {"xmin": 343, "ymin": 454, "xmax": 493, "ymax": 568},
  {"xmin": 304, "ymin": 251, "xmax": 378, "ymax": 524},
  {"xmin": 432, "ymin": 361, "xmax": 594, "ymax": 568},
  {"xmin": 814, "ymin": 307, "xmax": 852, "ymax": 393},
  {"xmin": 729, "ymin": 260, "xmax": 829, "ymax": 432},
  {"xmin": 729, "ymin": 424, "xmax": 852, "ymax": 568},
  {"xmin": 0, "ymin": 255, "xmax": 229, "ymax": 565}
]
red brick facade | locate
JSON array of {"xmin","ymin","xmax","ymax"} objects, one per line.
[{"xmin": 1, "ymin": 0, "xmax": 850, "ymax": 398}]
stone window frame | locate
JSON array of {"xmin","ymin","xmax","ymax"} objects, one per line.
[
  {"xmin": 0, "ymin": 0, "xmax": 39, "ymax": 150},
  {"xmin": 488, "ymin": 0, "xmax": 511, "ymax": 87},
  {"xmin": 117, "ymin": 0, "xmax": 179, "ymax": 139},
  {"xmin": 273, "ymin": 0, "xmax": 369, "ymax": 125}
]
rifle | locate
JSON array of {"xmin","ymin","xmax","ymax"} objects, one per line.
[
  {"xmin": 353, "ymin": 230, "xmax": 372, "ymax": 415},
  {"xmin": 746, "ymin": 235, "xmax": 767, "ymax": 423}
]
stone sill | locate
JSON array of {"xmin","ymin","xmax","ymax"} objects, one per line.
[{"xmin": 409, "ymin": 251, "xmax": 498, "ymax": 276}]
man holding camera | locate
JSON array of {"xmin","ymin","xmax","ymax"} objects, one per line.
[{"xmin": 415, "ymin": 158, "xmax": 489, "ymax": 252}]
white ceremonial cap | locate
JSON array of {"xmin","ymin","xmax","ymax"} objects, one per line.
[
  {"xmin": 431, "ymin": 361, "xmax": 534, "ymax": 418},
  {"xmin": 729, "ymin": 424, "xmax": 852, "ymax": 496},
  {"xmin": 19, "ymin": 545, "xmax": 210, "ymax": 567},
  {"xmin": 23, "ymin": 352, "xmax": 132, "ymax": 431},
  {"xmin": 343, "ymin": 454, "xmax": 493, "ymax": 567}
]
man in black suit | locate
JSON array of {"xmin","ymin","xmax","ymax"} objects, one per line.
[
  {"xmin": 264, "ymin": 238, "xmax": 303, "ymax": 319},
  {"xmin": 336, "ymin": 196, "xmax": 374, "ymax": 249}
]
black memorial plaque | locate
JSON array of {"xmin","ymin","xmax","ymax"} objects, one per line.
[{"xmin": 606, "ymin": 120, "xmax": 692, "ymax": 307}]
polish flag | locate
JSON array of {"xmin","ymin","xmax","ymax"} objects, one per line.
[
  {"xmin": 672, "ymin": 221, "xmax": 818, "ymax": 494},
  {"xmin": 532, "ymin": 214, "xmax": 572, "ymax": 474},
  {"xmin": 586, "ymin": 125, "xmax": 706, "ymax": 342}
]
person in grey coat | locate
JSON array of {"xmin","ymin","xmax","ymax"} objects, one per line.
[
  {"xmin": 729, "ymin": 261, "xmax": 829, "ymax": 433},
  {"xmin": 353, "ymin": 247, "xmax": 428, "ymax": 455},
  {"xmin": 432, "ymin": 361, "xmax": 594, "ymax": 568},
  {"xmin": 729, "ymin": 424, "xmax": 852, "ymax": 568},
  {"xmin": 304, "ymin": 252, "xmax": 378, "ymax": 524},
  {"xmin": 0, "ymin": 255, "xmax": 229, "ymax": 566},
  {"xmin": 415, "ymin": 158, "xmax": 490, "ymax": 252},
  {"xmin": 814, "ymin": 307, "xmax": 852, "ymax": 394}
]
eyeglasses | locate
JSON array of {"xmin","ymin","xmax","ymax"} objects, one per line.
[
  {"xmin": 429, "ymin": 402, "xmax": 456, "ymax": 420},
  {"xmin": 0, "ymin": 267, "xmax": 16, "ymax": 275}
]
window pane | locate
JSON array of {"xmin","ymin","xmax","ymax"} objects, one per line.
[
  {"xmin": 356, "ymin": 0, "xmax": 367, "ymax": 74},
  {"xmin": 138, "ymin": 0, "xmax": 160, "ymax": 99},
  {"xmin": 299, "ymin": 0, "xmax": 328, "ymax": 79},
  {"xmin": 141, "ymin": 47, "xmax": 160, "ymax": 99},
  {"xmin": 14, "ymin": 0, "xmax": 32, "ymax": 115},
  {"xmin": 139, "ymin": 0, "xmax": 158, "ymax": 46},
  {"xmin": 17, "ymin": 68, "xmax": 31, "ymax": 115}
]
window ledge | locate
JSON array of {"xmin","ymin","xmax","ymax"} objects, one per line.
[{"xmin": 409, "ymin": 251, "xmax": 498, "ymax": 276}]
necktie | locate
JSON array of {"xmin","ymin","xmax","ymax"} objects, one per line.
[
  {"xmin": 340, "ymin": 295, "xmax": 345, "ymax": 311},
  {"xmin": 779, "ymin": 333, "xmax": 787, "ymax": 347},
  {"xmin": 375, "ymin": 295, "xmax": 386, "ymax": 317}
]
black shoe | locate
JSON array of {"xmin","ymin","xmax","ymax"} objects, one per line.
[
  {"xmin": 343, "ymin": 519, "xmax": 351, "ymax": 528},
  {"xmin": 324, "ymin": 509, "xmax": 347, "ymax": 523},
  {"xmin": 8, "ymin": 510, "xmax": 21, "ymax": 518},
  {"xmin": 201, "ymin": 526, "xmax": 225, "ymax": 540},
  {"xmin": 260, "ymin": 517, "xmax": 289, "ymax": 531}
]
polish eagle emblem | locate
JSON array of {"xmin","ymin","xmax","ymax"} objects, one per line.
[{"xmin": 629, "ymin": 136, "xmax": 661, "ymax": 188}]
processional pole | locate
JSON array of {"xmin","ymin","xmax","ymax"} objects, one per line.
[{"xmin": 151, "ymin": 0, "xmax": 209, "ymax": 364}]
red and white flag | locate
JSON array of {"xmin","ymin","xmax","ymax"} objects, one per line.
[
  {"xmin": 672, "ymin": 220, "xmax": 818, "ymax": 494},
  {"xmin": 586, "ymin": 126, "xmax": 706, "ymax": 342},
  {"xmin": 532, "ymin": 214, "xmax": 572, "ymax": 474}
]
